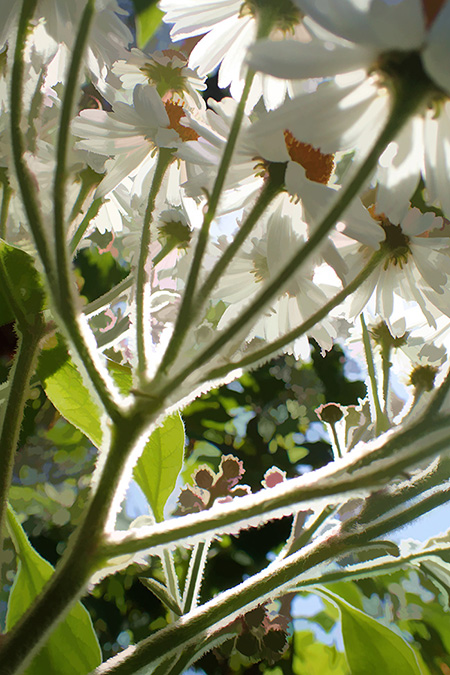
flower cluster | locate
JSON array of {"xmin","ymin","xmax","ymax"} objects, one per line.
[{"xmin": 2, "ymin": 0, "xmax": 450, "ymax": 411}]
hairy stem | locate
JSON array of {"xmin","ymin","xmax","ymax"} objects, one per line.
[
  {"xmin": 361, "ymin": 313, "xmax": 390, "ymax": 435},
  {"xmin": 156, "ymin": 68, "xmax": 255, "ymax": 376},
  {"xmin": 285, "ymin": 505, "xmax": 336, "ymax": 557},
  {"xmin": 182, "ymin": 540, "xmax": 209, "ymax": 613},
  {"xmin": 54, "ymin": 0, "xmax": 95, "ymax": 305},
  {"xmin": 0, "ymin": 319, "xmax": 46, "ymax": 562},
  {"xmin": 193, "ymin": 162, "xmax": 286, "ymax": 313},
  {"xmin": 0, "ymin": 411, "xmax": 154, "ymax": 675},
  {"xmin": 95, "ymin": 481, "xmax": 450, "ymax": 675},
  {"xmin": 10, "ymin": 0, "xmax": 55, "ymax": 281},
  {"xmin": 100, "ymin": 407, "xmax": 450, "ymax": 559},
  {"xmin": 136, "ymin": 148, "xmax": 174, "ymax": 378},
  {"xmin": 70, "ymin": 196, "xmax": 103, "ymax": 254},
  {"xmin": 0, "ymin": 173, "xmax": 11, "ymax": 240}
]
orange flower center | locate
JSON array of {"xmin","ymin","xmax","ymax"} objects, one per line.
[
  {"xmin": 164, "ymin": 101, "xmax": 199, "ymax": 142},
  {"xmin": 421, "ymin": 0, "xmax": 446, "ymax": 28},
  {"xmin": 283, "ymin": 130, "xmax": 334, "ymax": 184}
]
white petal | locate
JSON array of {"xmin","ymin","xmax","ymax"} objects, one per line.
[
  {"xmin": 376, "ymin": 115, "xmax": 424, "ymax": 223},
  {"xmin": 369, "ymin": 0, "xmax": 425, "ymax": 50},
  {"xmin": 248, "ymin": 39, "xmax": 374, "ymax": 80},
  {"xmin": 422, "ymin": 1, "xmax": 450, "ymax": 94},
  {"xmin": 424, "ymin": 104, "xmax": 450, "ymax": 218}
]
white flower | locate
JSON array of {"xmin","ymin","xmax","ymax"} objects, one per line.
[
  {"xmin": 158, "ymin": 0, "xmax": 303, "ymax": 110},
  {"xmin": 248, "ymin": 0, "xmax": 450, "ymax": 219},
  {"xmin": 73, "ymin": 84, "xmax": 195, "ymax": 197},
  {"xmin": 338, "ymin": 205, "xmax": 450, "ymax": 329},
  {"xmin": 0, "ymin": 0, "xmax": 132, "ymax": 82},
  {"xmin": 212, "ymin": 196, "xmax": 337, "ymax": 358},
  {"xmin": 112, "ymin": 48, "xmax": 207, "ymax": 110}
]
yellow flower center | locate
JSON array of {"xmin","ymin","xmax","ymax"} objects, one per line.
[
  {"xmin": 283, "ymin": 130, "xmax": 334, "ymax": 184},
  {"xmin": 163, "ymin": 101, "xmax": 199, "ymax": 142}
]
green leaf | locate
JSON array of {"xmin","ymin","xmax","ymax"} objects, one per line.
[
  {"xmin": 37, "ymin": 334, "xmax": 103, "ymax": 447},
  {"xmin": 6, "ymin": 505, "xmax": 101, "ymax": 675},
  {"xmin": 106, "ymin": 358, "xmax": 133, "ymax": 395},
  {"xmin": 292, "ymin": 630, "xmax": 348, "ymax": 675},
  {"xmin": 319, "ymin": 587, "xmax": 423, "ymax": 675},
  {"xmin": 133, "ymin": 413, "xmax": 185, "ymax": 522},
  {"xmin": 132, "ymin": 1, "xmax": 163, "ymax": 48},
  {"xmin": 0, "ymin": 239, "xmax": 46, "ymax": 327}
]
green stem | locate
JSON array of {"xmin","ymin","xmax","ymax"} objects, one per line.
[
  {"xmin": 156, "ymin": 68, "xmax": 255, "ymax": 376},
  {"xmin": 136, "ymin": 148, "xmax": 174, "ymax": 378},
  {"xmin": 161, "ymin": 548, "xmax": 181, "ymax": 622},
  {"xmin": 0, "ymin": 320, "xmax": 46, "ymax": 564},
  {"xmin": 182, "ymin": 540, "xmax": 209, "ymax": 613},
  {"xmin": 0, "ymin": 173, "xmax": 11, "ymax": 240},
  {"xmin": 94, "ymin": 484, "xmax": 450, "ymax": 675},
  {"xmin": 54, "ymin": 0, "xmax": 95, "ymax": 292},
  {"xmin": 381, "ymin": 344, "xmax": 392, "ymax": 415},
  {"xmin": 0, "ymin": 410, "xmax": 154, "ymax": 675},
  {"xmin": 100, "ymin": 409, "xmax": 450, "ymax": 559},
  {"xmin": 330, "ymin": 423, "xmax": 343, "ymax": 460},
  {"xmin": 284, "ymin": 505, "xmax": 336, "ymax": 557},
  {"xmin": 68, "ymin": 167, "xmax": 103, "ymax": 224},
  {"xmin": 70, "ymin": 197, "xmax": 103, "ymax": 254},
  {"xmin": 193, "ymin": 162, "xmax": 286, "ymax": 312},
  {"xmin": 361, "ymin": 314, "xmax": 390, "ymax": 435},
  {"xmin": 10, "ymin": 0, "xmax": 56, "ymax": 282},
  {"xmin": 83, "ymin": 274, "xmax": 134, "ymax": 316},
  {"xmin": 93, "ymin": 532, "xmax": 353, "ymax": 674}
]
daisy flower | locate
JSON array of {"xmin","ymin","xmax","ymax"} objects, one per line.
[
  {"xmin": 112, "ymin": 48, "xmax": 207, "ymax": 110},
  {"xmin": 0, "ymin": 0, "xmax": 132, "ymax": 84},
  {"xmin": 248, "ymin": 0, "xmax": 450, "ymax": 219},
  {"xmin": 210, "ymin": 197, "xmax": 337, "ymax": 359},
  {"xmin": 338, "ymin": 205, "xmax": 450, "ymax": 329},
  {"xmin": 72, "ymin": 83, "xmax": 198, "ymax": 198},
  {"xmin": 158, "ymin": 0, "xmax": 303, "ymax": 110}
]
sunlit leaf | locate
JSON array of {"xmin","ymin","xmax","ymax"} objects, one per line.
[
  {"xmin": 37, "ymin": 334, "xmax": 103, "ymax": 447},
  {"xmin": 319, "ymin": 587, "xmax": 423, "ymax": 675},
  {"xmin": 132, "ymin": 0, "xmax": 163, "ymax": 48},
  {"xmin": 292, "ymin": 630, "xmax": 348, "ymax": 675},
  {"xmin": 6, "ymin": 506, "xmax": 101, "ymax": 675},
  {"xmin": 106, "ymin": 358, "xmax": 133, "ymax": 396},
  {"xmin": 133, "ymin": 413, "xmax": 185, "ymax": 522},
  {"xmin": 0, "ymin": 239, "xmax": 46, "ymax": 327}
]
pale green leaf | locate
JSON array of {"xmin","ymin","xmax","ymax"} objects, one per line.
[
  {"xmin": 133, "ymin": 413, "xmax": 185, "ymax": 522},
  {"xmin": 6, "ymin": 506, "xmax": 101, "ymax": 675},
  {"xmin": 37, "ymin": 334, "xmax": 103, "ymax": 447},
  {"xmin": 134, "ymin": 3, "xmax": 163, "ymax": 48},
  {"xmin": 292, "ymin": 630, "xmax": 348, "ymax": 675},
  {"xmin": 319, "ymin": 587, "xmax": 423, "ymax": 675},
  {"xmin": 106, "ymin": 358, "xmax": 133, "ymax": 395},
  {"xmin": 0, "ymin": 239, "xmax": 46, "ymax": 327}
]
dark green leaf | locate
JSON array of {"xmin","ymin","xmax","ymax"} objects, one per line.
[
  {"xmin": 139, "ymin": 577, "xmax": 182, "ymax": 615},
  {"xmin": 133, "ymin": 413, "xmax": 185, "ymax": 522},
  {"xmin": 319, "ymin": 587, "xmax": 423, "ymax": 675},
  {"xmin": 6, "ymin": 506, "xmax": 101, "ymax": 674},
  {"xmin": 0, "ymin": 239, "xmax": 46, "ymax": 327},
  {"xmin": 37, "ymin": 334, "xmax": 103, "ymax": 447}
]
